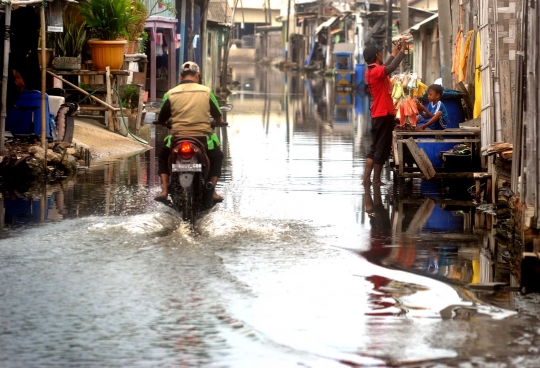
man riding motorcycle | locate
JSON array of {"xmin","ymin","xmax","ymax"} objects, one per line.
[{"xmin": 154, "ymin": 61, "xmax": 225, "ymax": 203}]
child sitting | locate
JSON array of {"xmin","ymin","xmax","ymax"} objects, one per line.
[{"xmin": 416, "ymin": 84, "xmax": 450, "ymax": 130}]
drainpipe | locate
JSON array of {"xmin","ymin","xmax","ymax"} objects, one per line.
[{"xmin": 0, "ymin": 5, "xmax": 11, "ymax": 156}]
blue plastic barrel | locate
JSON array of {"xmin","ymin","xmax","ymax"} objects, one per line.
[
  {"xmin": 6, "ymin": 90, "xmax": 52, "ymax": 136},
  {"xmin": 423, "ymin": 204, "xmax": 463, "ymax": 231},
  {"xmin": 418, "ymin": 95, "xmax": 465, "ymax": 167}
]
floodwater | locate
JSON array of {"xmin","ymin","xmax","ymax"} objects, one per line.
[{"xmin": 1, "ymin": 64, "xmax": 540, "ymax": 367}]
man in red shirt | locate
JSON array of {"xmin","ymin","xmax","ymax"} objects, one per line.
[{"xmin": 362, "ymin": 41, "xmax": 406, "ymax": 186}]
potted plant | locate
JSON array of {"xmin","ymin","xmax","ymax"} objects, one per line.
[
  {"xmin": 53, "ymin": 11, "xmax": 87, "ymax": 70},
  {"xmin": 125, "ymin": 0, "xmax": 148, "ymax": 54},
  {"xmin": 78, "ymin": 0, "xmax": 139, "ymax": 71}
]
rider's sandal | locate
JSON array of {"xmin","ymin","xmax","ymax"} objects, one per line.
[{"xmin": 154, "ymin": 195, "xmax": 169, "ymax": 203}]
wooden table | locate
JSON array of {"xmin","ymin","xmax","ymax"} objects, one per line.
[{"xmin": 392, "ymin": 128, "xmax": 490, "ymax": 200}]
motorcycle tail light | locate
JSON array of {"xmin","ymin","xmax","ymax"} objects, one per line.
[{"xmin": 180, "ymin": 141, "xmax": 193, "ymax": 158}]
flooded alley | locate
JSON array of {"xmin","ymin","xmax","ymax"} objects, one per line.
[{"xmin": 2, "ymin": 64, "xmax": 540, "ymax": 367}]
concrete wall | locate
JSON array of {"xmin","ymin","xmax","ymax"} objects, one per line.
[{"xmin": 229, "ymin": 47, "xmax": 257, "ymax": 62}]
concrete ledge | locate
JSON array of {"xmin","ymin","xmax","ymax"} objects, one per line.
[{"xmin": 73, "ymin": 117, "xmax": 151, "ymax": 161}]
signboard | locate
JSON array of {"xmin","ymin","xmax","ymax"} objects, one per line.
[{"xmin": 46, "ymin": 0, "xmax": 63, "ymax": 32}]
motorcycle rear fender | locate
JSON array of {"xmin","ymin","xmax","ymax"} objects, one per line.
[
  {"xmin": 179, "ymin": 172, "xmax": 195, "ymax": 188},
  {"xmin": 171, "ymin": 155, "xmax": 198, "ymax": 188}
]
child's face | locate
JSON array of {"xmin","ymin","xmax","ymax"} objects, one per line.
[{"xmin": 427, "ymin": 89, "xmax": 441, "ymax": 102}]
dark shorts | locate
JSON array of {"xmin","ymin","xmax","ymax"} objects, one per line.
[
  {"xmin": 367, "ymin": 114, "xmax": 395, "ymax": 165},
  {"xmin": 158, "ymin": 136, "xmax": 224, "ymax": 178}
]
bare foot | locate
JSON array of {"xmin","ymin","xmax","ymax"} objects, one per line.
[
  {"xmin": 372, "ymin": 181, "xmax": 386, "ymax": 186},
  {"xmin": 213, "ymin": 192, "xmax": 224, "ymax": 201},
  {"xmin": 361, "ymin": 179, "xmax": 372, "ymax": 186}
]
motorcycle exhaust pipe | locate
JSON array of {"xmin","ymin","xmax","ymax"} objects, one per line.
[{"xmin": 203, "ymin": 181, "xmax": 214, "ymax": 209}]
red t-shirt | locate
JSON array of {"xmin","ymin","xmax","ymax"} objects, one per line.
[{"xmin": 365, "ymin": 64, "xmax": 395, "ymax": 118}]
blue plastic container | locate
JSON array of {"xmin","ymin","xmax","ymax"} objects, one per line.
[
  {"xmin": 6, "ymin": 90, "xmax": 52, "ymax": 136},
  {"xmin": 418, "ymin": 95, "xmax": 465, "ymax": 168},
  {"xmin": 354, "ymin": 63, "xmax": 365, "ymax": 88},
  {"xmin": 423, "ymin": 204, "xmax": 463, "ymax": 231}
]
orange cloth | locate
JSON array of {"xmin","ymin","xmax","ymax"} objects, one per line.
[
  {"xmin": 459, "ymin": 30, "xmax": 474, "ymax": 82},
  {"xmin": 452, "ymin": 30, "xmax": 463, "ymax": 76}
]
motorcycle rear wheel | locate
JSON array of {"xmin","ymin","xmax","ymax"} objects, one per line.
[{"xmin": 181, "ymin": 188, "xmax": 196, "ymax": 228}]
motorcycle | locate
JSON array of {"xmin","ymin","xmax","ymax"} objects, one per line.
[{"xmin": 152, "ymin": 104, "xmax": 232, "ymax": 228}]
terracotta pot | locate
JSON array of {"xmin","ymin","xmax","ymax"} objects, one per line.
[
  {"xmin": 87, "ymin": 39, "xmax": 127, "ymax": 71},
  {"xmin": 38, "ymin": 48, "xmax": 54, "ymax": 68},
  {"xmin": 127, "ymin": 41, "xmax": 137, "ymax": 54}
]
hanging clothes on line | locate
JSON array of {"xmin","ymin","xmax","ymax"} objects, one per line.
[
  {"xmin": 465, "ymin": 31, "xmax": 477, "ymax": 86},
  {"xmin": 459, "ymin": 30, "xmax": 475, "ymax": 82},
  {"xmin": 156, "ymin": 32, "xmax": 164, "ymax": 56},
  {"xmin": 452, "ymin": 29, "xmax": 463, "ymax": 77}
]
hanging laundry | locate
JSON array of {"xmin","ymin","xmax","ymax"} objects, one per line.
[
  {"xmin": 156, "ymin": 33, "xmax": 164, "ymax": 56},
  {"xmin": 465, "ymin": 31, "xmax": 477, "ymax": 86},
  {"xmin": 452, "ymin": 29, "xmax": 463, "ymax": 76},
  {"xmin": 473, "ymin": 32, "xmax": 482, "ymax": 118},
  {"xmin": 459, "ymin": 30, "xmax": 474, "ymax": 82}
]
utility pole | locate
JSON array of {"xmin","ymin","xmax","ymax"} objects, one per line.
[
  {"xmin": 437, "ymin": 0, "xmax": 452, "ymax": 87},
  {"xmin": 285, "ymin": 0, "xmax": 292, "ymax": 62},
  {"xmin": 386, "ymin": 0, "xmax": 393, "ymax": 56},
  {"xmin": 400, "ymin": 0, "xmax": 408, "ymax": 31}
]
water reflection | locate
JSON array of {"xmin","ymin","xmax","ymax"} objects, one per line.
[{"xmin": 1, "ymin": 64, "xmax": 540, "ymax": 366}]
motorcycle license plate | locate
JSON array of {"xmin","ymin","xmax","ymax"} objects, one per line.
[{"xmin": 172, "ymin": 163, "xmax": 202, "ymax": 172}]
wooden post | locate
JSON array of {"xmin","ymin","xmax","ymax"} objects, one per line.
[
  {"xmin": 105, "ymin": 66, "xmax": 114, "ymax": 131},
  {"xmin": 40, "ymin": 7, "xmax": 47, "ymax": 167},
  {"xmin": 135, "ymin": 84, "xmax": 145, "ymax": 134},
  {"xmin": 0, "ymin": 6, "xmax": 11, "ymax": 156}
]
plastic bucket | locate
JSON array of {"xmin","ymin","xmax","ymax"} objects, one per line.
[{"xmin": 6, "ymin": 90, "xmax": 51, "ymax": 136}]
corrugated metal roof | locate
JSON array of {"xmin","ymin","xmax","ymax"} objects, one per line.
[{"xmin": 208, "ymin": 0, "xmax": 233, "ymax": 24}]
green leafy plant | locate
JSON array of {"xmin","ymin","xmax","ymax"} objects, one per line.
[
  {"xmin": 78, "ymin": 0, "xmax": 139, "ymax": 41},
  {"xmin": 125, "ymin": 0, "xmax": 148, "ymax": 41},
  {"xmin": 139, "ymin": 30, "xmax": 149, "ymax": 53},
  {"xmin": 55, "ymin": 11, "xmax": 87, "ymax": 57},
  {"xmin": 120, "ymin": 83, "xmax": 139, "ymax": 109}
]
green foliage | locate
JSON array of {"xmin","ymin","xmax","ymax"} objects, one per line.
[
  {"xmin": 120, "ymin": 83, "xmax": 139, "ymax": 109},
  {"xmin": 139, "ymin": 31, "xmax": 149, "ymax": 54},
  {"xmin": 125, "ymin": 0, "xmax": 148, "ymax": 41},
  {"xmin": 55, "ymin": 11, "xmax": 87, "ymax": 57},
  {"xmin": 78, "ymin": 0, "xmax": 139, "ymax": 40}
]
